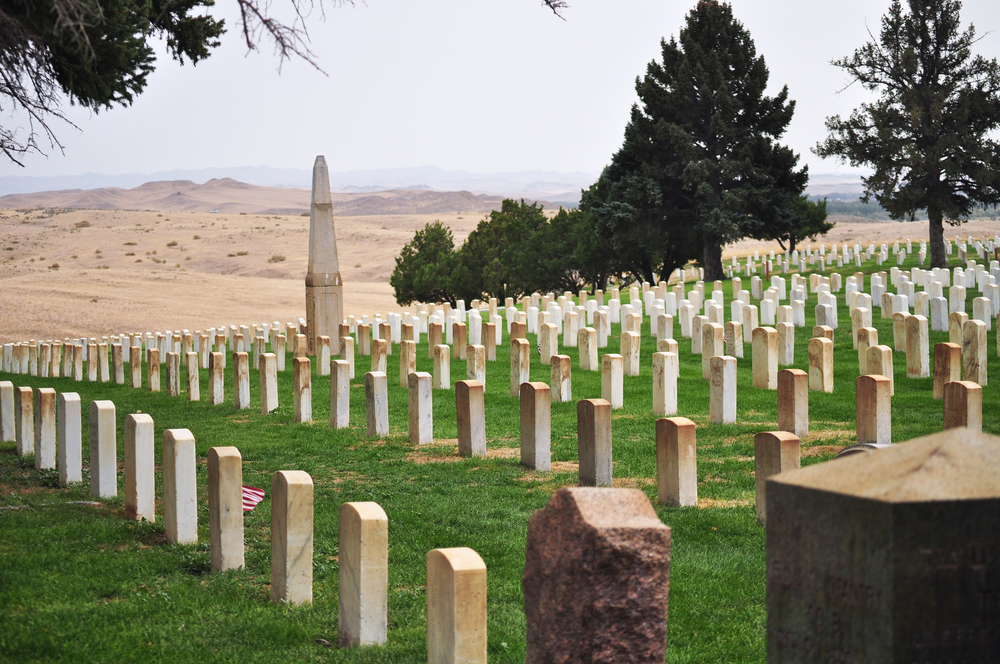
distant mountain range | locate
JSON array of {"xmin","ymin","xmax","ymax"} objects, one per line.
[
  {"xmin": 0, "ymin": 178, "xmax": 515, "ymax": 215},
  {"xmin": 0, "ymin": 165, "xmax": 867, "ymax": 203},
  {"xmin": 0, "ymin": 165, "xmax": 597, "ymax": 205}
]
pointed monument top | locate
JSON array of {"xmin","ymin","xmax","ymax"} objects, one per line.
[{"xmin": 312, "ymin": 155, "xmax": 332, "ymax": 206}]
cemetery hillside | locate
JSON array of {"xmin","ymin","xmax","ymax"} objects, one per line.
[
  {"xmin": 2, "ymin": 159, "xmax": 1000, "ymax": 661},
  {"xmin": 3, "ymin": 0, "xmax": 1000, "ymax": 662}
]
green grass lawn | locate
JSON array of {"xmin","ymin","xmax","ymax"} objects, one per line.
[{"xmin": 1, "ymin": 254, "xmax": 997, "ymax": 663}]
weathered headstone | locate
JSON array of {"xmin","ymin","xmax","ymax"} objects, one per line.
[
  {"xmin": 124, "ymin": 413, "xmax": 155, "ymax": 522},
  {"xmin": 0, "ymin": 381, "xmax": 13, "ymax": 444},
  {"xmin": 208, "ymin": 352, "xmax": 224, "ymax": 404},
  {"xmin": 522, "ymin": 488, "xmax": 671, "ymax": 664},
  {"xmin": 709, "ymin": 355, "xmax": 737, "ymax": 424},
  {"xmin": 233, "ymin": 351, "xmax": 250, "ymax": 409},
  {"xmin": 656, "ymin": 417, "xmax": 697, "ymax": 506},
  {"xmin": 400, "ymin": 339, "xmax": 416, "ymax": 387},
  {"xmin": 33, "ymin": 388, "xmax": 55, "ymax": 469},
  {"xmin": 652, "ymin": 351, "xmax": 678, "ymax": 416},
  {"xmin": 766, "ymin": 429, "xmax": 1000, "ymax": 662},
  {"xmin": 943, "ymin": 380, "xmax": 982, "ymax": 432},
  {"xmin": 856, "ymin": 374, "xmax": 892, "ymax": 445},
  {"xmin": 510, "ymin": 338, "xmax": 530, "ymax": 397},
  {"xmin": 932, "ymin": 342, "xmax": 962, "ymax": 399},
  {"xmin": 702, "ymin": 322, "xmax": 724, "ymax": 380},
  {"xmin": 456, "ymin": 380, "xmax": 486, "ymax": 457},
  {"xmin": 601, "ymin": 354, "xmax": 624, "ymax": 409},
  {"xmin": 808, "ymin": 337, "xmax": 834, "ymax": 393},
  {"xmin": 520, "ymin": 382, "xmax": 551, "ymax": 471},
  {"xmin": 260, "ymin": 353, "xmax": 278, "ymax": 414},
  {"xmin": 578, "ymin": 399, "xmax": 612, "ymax": 487},
  {"xmin": 208, "ymin": 446, "xmax": 244, "ymax": 571},
  {"xmin": 962, "ymin": 319, "xmax": 987, "ymax": 385},
  {"xmin": 408, "ymin": 371, "xmax": 433, "ymax": 444},
  {"xmin": 330, "ymin": 359, "xmax": 351, "ymax": 429},
  {"xmin": 777, "ymin": 368, "xmax": 809, "ymax": 437},
  {"xmin": 755, "ymin": 431, "xmax": 800, "ymax": 524},
  {"xmin": 57, "ymin": 392, "xmax": 82, "ymax": 486},
  {"xmin": 271, "ymin": 470, "xmax": 314, "ymax": 605},
  {"xmin": 752, "ymin": 326, "xmax": 778, "ymax": 389},
  {"xmin": 293, "ymin": 356, "xmax": 312, "ymax": 423},
  {"xmin": 427, "ymin": 548, "xmax": 487, "ymax": 664},
  {"xmin": 89, "ymin": 400, "xmax": 116, "ymax": 498},
  {"xmin": 365, "ymin": 371, "xmax": 389, "ymax": 437},
  {"xmin": 163, "ymin": 428, "xmax": 197, "ymax": 544},
  {"xmin": 550, "ymin": 354, "xmax": 572, "ymax": 403},
  {"xmin": 338, "ymin": 501, "xmax": 388, "ymax": 647}
]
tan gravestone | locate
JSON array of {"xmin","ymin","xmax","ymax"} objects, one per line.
[
  {"xmin": 522, "ymin": 488, "xmax": 671, "ymax": 663},
  {"xmin": 398, "ymin": 339, "xmax": 416, "ymax": 388},
  {"xmin": 962, "ymin": 319, "xmax": 987, "ymax": 385},
  {"xmin": 163, "ymin": 428, "xmax": 198, "ymax": 544},
  {"xmin": 186, "ymin": 351, "xmax": 200, "ymax": 401},
  {"xmin": 0, "ymin": 381, "xmax": 13, "ymax": 443},
  {"xmin": 932, "ymin": 342, "xmax": 962, "ymax": 399},
  {"xmin": 456, "ymin": 380, "xmax": 486, "ymax": 457},
  {"xmin": 124, "ymin": 413, "xmax": 155, "ymax": 522},
  {"xmin": 701, "ymin": 322, "xmax": 724, "ymax": 380},
  {"xmin": 652, "ymin": 351, "xmax": 678, "ymax": 416},
  {"xmin": 260, "ymin": 353, "xmax": 278, "ymax": 414},
  {"xmin": 365, "ymin": 371, "xmax": 389, "ymax": 437},
  {"xmin": 943, "ymin": 380, "xmax": 982, "ymax": 432},
  {"xmin": 601, "ymin": 354, "xmax": 624, "ymax": 409},
  {"xmin": 856, "ymin": 374, "xmax": 892, "ymax": 445},
  {"xmin": 777, "ymin": 368, "xmax": 809, "ymax": 437},
  {"xmin": 338, "ymin": 501, "xmax": 388, "ymax": 647},
  {"xmin": 949, "ymin": 310, "xmax": 968, "ymax": 346},
  {"xmin": 867, "ymin": 344, "xmax": 895, "ymax": 396},
  {"xmin": 621, "ymin": 331, "xmax": 641, "ymax": 377},
  {"xmin": 208, "ymin": 446, "xmax": 244, "ymax": 571},
  {"xmin": 165, "ymin": 351, "xmax": 181, "ymax": 396},
  {"xmin": 271, "ymin": 470, "xmax": 314, "ymax": 605},
  {"xmin": 752, "ymin": 326, "xmax": 778, "ymax": 389},
  {"xmin": 57, "ymin": 393, "xmax": 82, "ymax": 486},
  {"xmin": 724, "ymin": 320, "xmax": 744, "ymax": 358},
  {"xmin": 656, "ymin": 417, "xmax": 697, "ymax": 506},
  {"xmin": 294, "ymin": 357, "xmax": 312, "ymax": 423},
  {"xmin": 330, "ymin": 359, "xmax": 351, "ymax": 429},
  {"xmin": 767, "ymin": 429, "xmax": 1000, "ymax": 663},
  {"xmin": 32, "ymin": 388, "xmax": 55, "ymax": 470},
  {"xmin": 709, "ymin": 355, "xmax": 737, "ymax": 424},
  {"xmin": 857, "ymin": 326, "xmax": 878, "ymax": 375},
  {"xmin": 808, "ymin": 337, "xmax": 834, "ymax": 393},
  {"xmin": 427, "ymin": 548, "xmax": 487, "ymax": 664},
  {"xmin": 754, "ymin": 431, "xmax": 800, "ymax": 525},
  {"xmin": 89, "ymin": 400, "xmax": 116, "ymax": 498},
  {"xmin": 233, "ymin": 351, "xmax": 249, "ymax": 409},
  {"xmin": 578, "ymin": 399, "xmax": 612, "ymax": 487},
  {"xmin": 539, "ymin": 322, "xmax": 558, "ymax": 365},
  {"xmin": 370, "ymin": 338, "xmax": 388, "ymax": 374},
  {"xmin": 905, "ymin": 314, "xmax": 929, "ymax": 378},
  {"xmin": 208, "ymin": 352, "xmax": 224, "ymax": 404},
  {"xmin": 520, "ymin": 382, "xmax": 551, "ymax": 471},
  {"xmin": 408, "ymin": 371, "xmax": 433, "ymax": 444},
  {"xmin": 549, "ymin": 354, "xmax": 572, "ymax": 403},
  {"xmin": 465, "ymin": 344, "xmax": 485, "ymax": 385},
  {"xmin": 340, "ymin": 335, "xmax": 355, "ymax": 378},
  {"xmin": 433, "ymin": 344, "xmax": 450, "ymax": 390},
  {"xmin": 510, "ymin": 338, "xmax": 530, "ymax": 397}
]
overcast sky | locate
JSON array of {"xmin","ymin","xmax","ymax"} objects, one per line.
[{"xmin": 3, "ymin": 0, "xmax": 999, "ymax": 179}]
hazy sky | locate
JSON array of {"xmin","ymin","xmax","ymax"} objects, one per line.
[{"xmin": 3, "ymin": 0, "xmax": 999, "ymax": 179}]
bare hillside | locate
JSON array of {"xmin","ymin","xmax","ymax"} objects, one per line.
[{"xmin": 0, "ymin": 179, "xmax": 510, "ymax": 216}]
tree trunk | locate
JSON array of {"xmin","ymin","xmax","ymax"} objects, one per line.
[
  {"xmin": 928, "ymin": 205, "xmax": 947, "ymax": 268},
  {"xmin": 702, "ymin": 237, "xmax": 724, "ymax": 281}
]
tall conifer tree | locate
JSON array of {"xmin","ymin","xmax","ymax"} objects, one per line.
[
  {"xmin": 587, "ymin": 0, "xmax": 806, "ymax": 281},
  {"xmin": 816, "ymin": 0, "xmax": 1000, "ymax": 267}
]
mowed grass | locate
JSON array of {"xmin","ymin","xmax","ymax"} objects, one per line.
[{"xmin": 2, "ymin": 254, "xmax": 998, "ymax": 663}]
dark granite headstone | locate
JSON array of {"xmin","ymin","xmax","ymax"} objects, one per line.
[{"xmin": 767, "ymin": 429, "xmax": 1000, "ymax": 662}]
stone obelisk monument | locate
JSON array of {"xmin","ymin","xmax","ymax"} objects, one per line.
[{"xmin": 305, "ymin": 155, "xmax": 343, "ymax": 356}]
